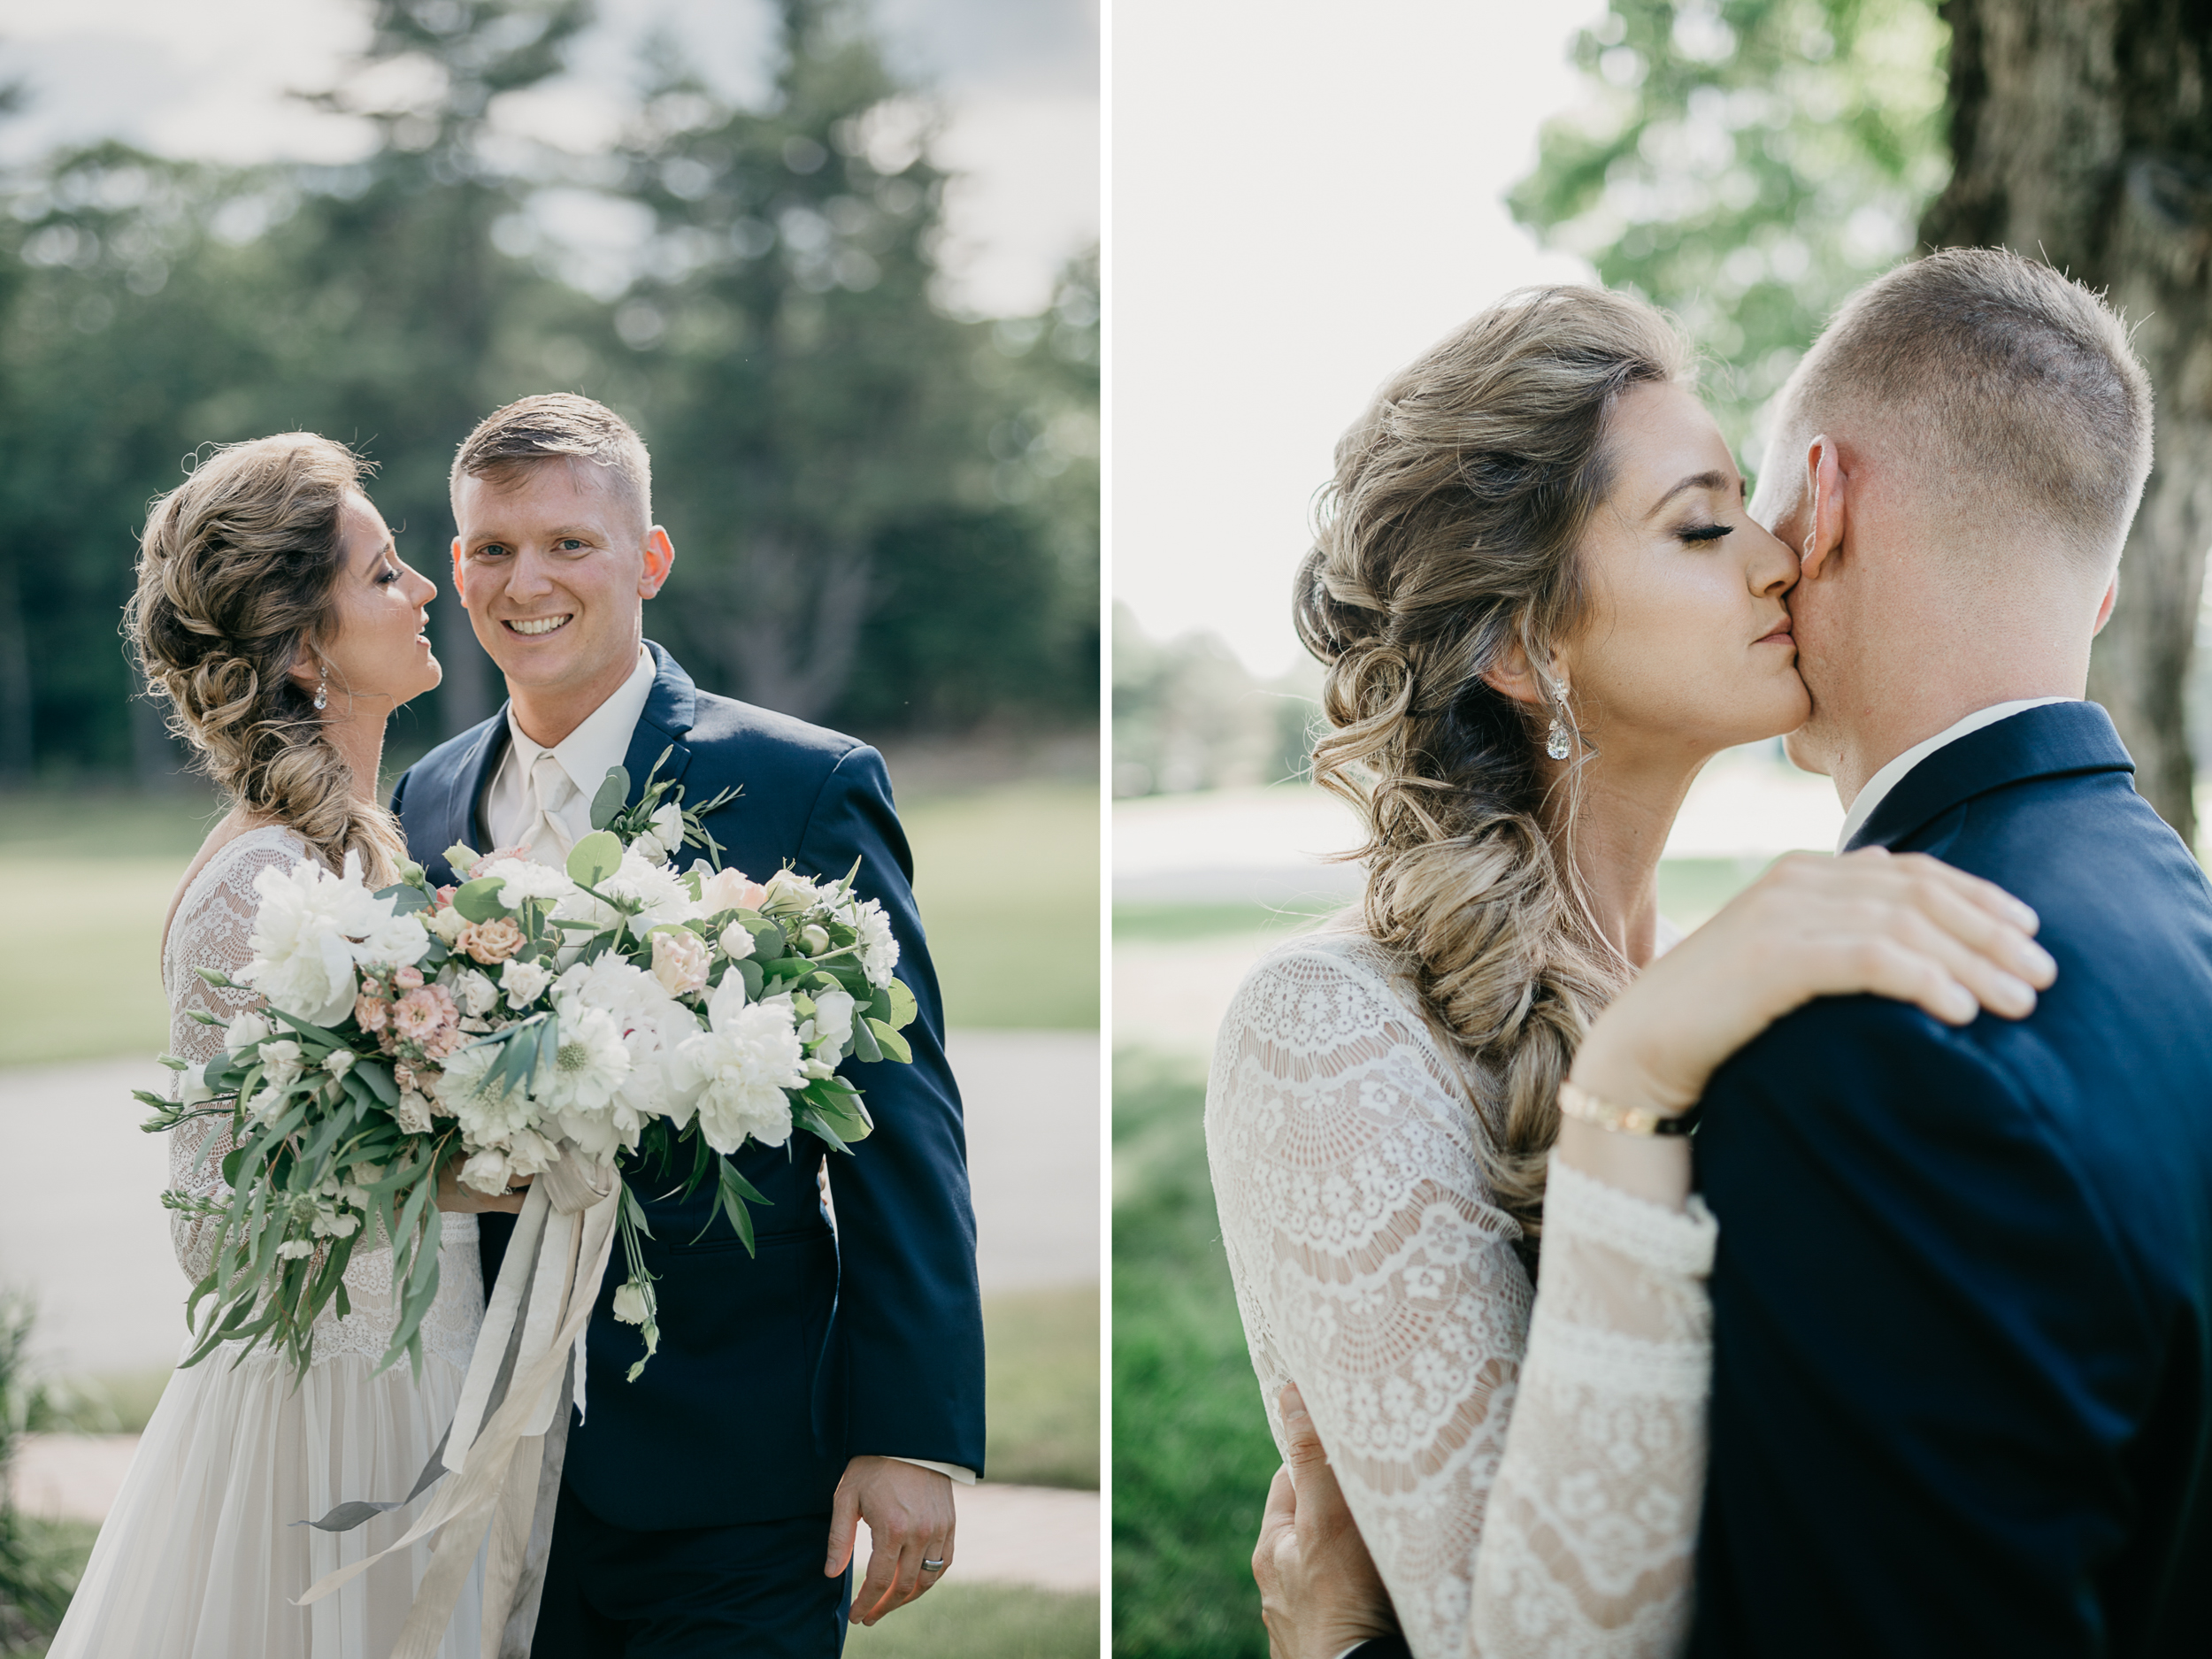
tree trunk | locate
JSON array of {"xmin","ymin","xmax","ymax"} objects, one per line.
[{"xmin": 1923, "ymin": 0, "xmax": 2212, "ymax": 848}]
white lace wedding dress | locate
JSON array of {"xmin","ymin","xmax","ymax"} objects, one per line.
[
  {"xmin": 49, "ymin": 826, "xmax": 488, "ymax": 1658},
  {"xmin": 1207, "ymin": 929, "xmax": 1717, "ymax": 1659}
]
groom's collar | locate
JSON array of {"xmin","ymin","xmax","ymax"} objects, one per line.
[{"xmin": 1844, "ymin": 699, "xmax": 2134, "ymax": 851}]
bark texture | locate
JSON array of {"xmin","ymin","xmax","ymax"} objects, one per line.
[{"xmin": 1923, "ymin": 0, "xmax": 2212, "ymax": 843}]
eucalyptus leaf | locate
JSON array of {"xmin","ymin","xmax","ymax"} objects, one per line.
[
  {"xmin": 452, "ymin": 876, "xmax": 510, "ymax": 923},
  {"xmin": 566, "ymin": 829, "xmax": 622, "ymax": 886},
  {"xmin": 884, "ymin": 979, "xmax": 918, "ymax": 1031},
  {"xmin": 864, "ymin": 1018, "xmax": 911, "ymax": 1064},
  {"xmin": 590, "ymin": 765, "xmax": 631, "ymax": 830}
]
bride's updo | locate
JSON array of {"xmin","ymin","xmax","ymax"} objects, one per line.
[
  {"xmin": 1295, "ymin": 286, "xmax": 1692, "ymax": 1246},
  {"xmin": 127, "ymin": 433, "xmax": 407, "ymax": 881}
]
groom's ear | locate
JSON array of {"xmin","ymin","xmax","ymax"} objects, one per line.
[
  {"xmin": 2093, "ymin": 573, "xmax": 2119, "ymax": 636},
  {"xmin": 1797, "ymin": 435, "xmax": 1848, "ymax": 580},
  {"xmin": 449, "ymin": 536, "xmax": 468, "ymax": 609},
  {"xmin": 638, "ymin": 527, "xmax": 674, "ymax": 599}
]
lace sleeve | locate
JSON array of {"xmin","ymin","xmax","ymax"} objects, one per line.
[
  {"xmin": 1204, "ymin": 941, "xmax": 1717, "ymax": 1659},
  {"xmin": 164, "ymin": 833, "xmax": 303, "ymax": 1285}
]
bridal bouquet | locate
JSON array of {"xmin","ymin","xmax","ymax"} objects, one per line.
[{"xmin": 141, "ymin": 757, "xmax": 916, "ymax": 1381}]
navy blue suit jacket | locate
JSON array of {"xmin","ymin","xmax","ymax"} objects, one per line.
[
  {"xmin": 391, "ymin": 641, "xmax": 986, "ymax": 1530},
  {"xmin": 1690, "ymin": 703, "xmax": 2212, "ymax": 1656}
]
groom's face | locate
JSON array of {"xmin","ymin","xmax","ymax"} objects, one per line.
[{"xmin": 450, "ymin": 457, "xmax": 674, "ymax": 697}]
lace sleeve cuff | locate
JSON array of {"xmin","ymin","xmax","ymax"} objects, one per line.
[{"xmin": 1542, "ymin": 1154, "xmax": 1717, "ymax": 1279}]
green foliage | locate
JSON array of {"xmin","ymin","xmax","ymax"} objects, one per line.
[
  {"xmin": 843, "ymin": 1582, "xmax": 1098, "ymax": 1659},
  {"xmin": 1509, "ymin": 0, "xmax": 1950, "ymax": 465},
  {"xmin": 1111, "ymin": 1050, "xmax": 1278, "ymax": 1659},
  {"xmin": 0, "ymin": 1301, "xmax": 84, "ymax": 1649},
  {"xmin": 1113, "ymin": 603, "xmax": 1317, "ymax": 798},
  {"xmin": 0, "ymin": 0, "xmax": 1094, "ymax": 783},
  {"xmin": 984, "ymin": 1285, "xmax": 1100, "ymax": 1490}
]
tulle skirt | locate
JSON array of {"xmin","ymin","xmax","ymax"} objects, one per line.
[{"xmin": 47, "ymin": 1317, "xmax": 485, "ymax": 1656}]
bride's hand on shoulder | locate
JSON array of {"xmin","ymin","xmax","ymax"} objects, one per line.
[{"xmin": 1575, "ymin": 848, "xmax": 2055, "ymax": 1124}]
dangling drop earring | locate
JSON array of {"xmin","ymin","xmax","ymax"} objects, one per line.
[
  {"xmin": 312, "ymin": 666, "xmax": 328, "ymax": 712},
  {"xmin": 1545, "ymin": 714, "xmax": 1571, "ymax": 761}
]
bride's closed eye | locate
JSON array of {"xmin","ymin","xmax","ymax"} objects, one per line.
[{"xmin": 1675, "ymin": 522, "xmax": 1734, "ymax": 544}]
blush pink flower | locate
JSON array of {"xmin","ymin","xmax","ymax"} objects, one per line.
[
  {"xmin": 458, "ymin": 918, "xmax": 525, "ymax": 964},
  {"xmin": 355, "ymin": 993, "xmax": 392, "ymax": 1033},
  {"xmin": 395, "ymin": 964, "xmax": 425, "ymax": 990},
  {"xmin": 467, "ymin": 847, "xmax": 530, "ymax": 879},
  {"xmin": 696, "ymin": 867, "xmax": 772, "ymax": 916},
  {"xmin": 434, "ymin": 886, "xmax": 457, "ymax": 907},
  {"xmin": 650, "ymin": 928, "xmax": 711, "ymax": 997},
  {"xmin": 391, "ymin": 984, "xmax": 458, "ymax": 1047}
]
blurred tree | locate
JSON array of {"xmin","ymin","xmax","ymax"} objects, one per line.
[
  {"xmin": 1919, "ymin": 0, "xmax": 2212, "ymax": 841},
  {"xmin": 0, "ymin": 0, "xmax": 1095, "ymax": 782},
  {"xmin": 1510, "ymin": 0, "xmax": 1949, "ymax": 460}
]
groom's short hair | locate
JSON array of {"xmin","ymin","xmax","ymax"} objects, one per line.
[
  {"xmin": 1773, "ymin": 248, "xmax": 2152, "ymax": 565},
  {"xmin": 450, "ymin": 394, "xmax": 654, "ymax": 534}
]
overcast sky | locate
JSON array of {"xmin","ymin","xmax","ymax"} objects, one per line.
[
  {"xmin": 0, "ymin": 0, "xmax": 1098, "ymax": 319},
  {"xmin": 1113, "ymin": 0, "xmax": 1601, "ymax": 676}
]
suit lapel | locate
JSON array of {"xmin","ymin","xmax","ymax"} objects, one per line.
[
  {"xmin": 619, "ymin": 641, "xmax": 700, "ymax": 811},
  {"xmin": 1849, "ymin": 701, "xmax": 2135, "ymax": 851},
  {"xmin": 444, "ymin": 714, "xmax": 511, "ymax": 857}
]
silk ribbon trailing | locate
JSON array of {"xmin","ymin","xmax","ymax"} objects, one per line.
[{"xmin": 293, "ymin": 1153, "xmax": 620, "ymax": 1658}]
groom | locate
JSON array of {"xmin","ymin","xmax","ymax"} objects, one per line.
[
  {"xmin": 1257, "ymin": 250, "xmax": 2212, "ymax": 1657},
  {"xmin": 391, "ymin": 394, "xmax": 985, "ymax": 1656}
]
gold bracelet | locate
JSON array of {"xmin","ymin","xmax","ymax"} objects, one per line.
[{"xmin": 1557, "ymin": 1079, "xmax": 1695, "ymax": 1137}]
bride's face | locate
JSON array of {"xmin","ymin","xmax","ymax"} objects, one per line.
[
  {"xmin": 313, "ymin": 492, "xmax": 441, "ymax": 711},
  {"xmin": 1557, "ymin": 382, "xmax": 1809, "ymax": 763}
]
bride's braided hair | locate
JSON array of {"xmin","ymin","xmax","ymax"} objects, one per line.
[
  {"xmin": 1294, "ymin": 287, "xmax": 1691, "ymax": 1253},
  {"xmin": 127, "ymin": 433, "xmax": 407, "ymax": 882}
]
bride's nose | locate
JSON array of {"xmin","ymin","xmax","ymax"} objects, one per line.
[{"xmin": 1747, "ymin": 521, "xmax": 1798, "ymax": 597}]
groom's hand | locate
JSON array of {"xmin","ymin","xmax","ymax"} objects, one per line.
[
  {"xmin": 826, "ymin": 1455, "xmax": 956, "ymax": 1624},
  {"xmin": 1254, "ymin": 1383, "xmax": 1398, "ymax": 1659}
]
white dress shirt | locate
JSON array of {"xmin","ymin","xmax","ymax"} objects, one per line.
[
  {"xmin": 480, "ymin": 644, "xmax": 976, "ymax": 1486},
  {"xmin": 483, "ymin": 647, "xmax": 659, "ymax": 862},
  {"xmin": 1835, "ymin": 698, "xmax": 2073, "ymax": 852}
]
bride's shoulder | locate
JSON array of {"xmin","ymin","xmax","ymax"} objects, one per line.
[
  {"xmin": 1221, "ymin": 922, "xmax": 1419, "ymax": 1038},
  {"xmin": 165, "ymin": 820, "xmax": 311, "ymax": 944}
]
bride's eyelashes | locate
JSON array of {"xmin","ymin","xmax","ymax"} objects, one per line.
[{"xmin": 1674, "ymin": 522, "xmax": 1735, "ymax": 544}]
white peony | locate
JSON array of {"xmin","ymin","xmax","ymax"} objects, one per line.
[
  {"xmin": 555, "ymin": 956, "xmax": 688, "ymax": 1141},
  {"xmin": 649, "ymin": 928, "xmax": 710, "ymax": 997},
  {"xmin": 239, "ymin": 852, "xmax": 431, "ymax": 1025},
  {"xmin": 479, "ymin": 857, "xmax": 573, "ymax": 910},
  {"xmin": 501, "ymin": 958, "xmax": 555, "ymax": 1009},
  {"xmin": 355, "ymin": 909, "xmax": 432, "ymax": 974},
  {"xmin": 672, "ymin": 979, "xmax": 803, "ymax": 1154},
  {"xmin": 762, "ymin": 868, "xmax": 826, "ymax": 913},
  {"xmin": 224, "ymin": 1010, "xmax": 273, "ymax": 1051},
  {"xmin": 718, "ymin": 921, "xmax": 756, "ymax": 962}
]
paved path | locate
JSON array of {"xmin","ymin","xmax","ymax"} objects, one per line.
[{"xmin": 9, "ymin": 1433, "xmax": 1099, "ymax": 1593}]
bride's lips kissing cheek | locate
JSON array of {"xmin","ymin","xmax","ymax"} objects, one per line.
[{"xmin": 1552, "ymin": 380, "xmax": 1809, "ymax": 762}]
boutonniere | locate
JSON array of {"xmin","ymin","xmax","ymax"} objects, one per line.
[{"xmin": 592, "ymin": 747, "xmax": 741, "ymax": 866}]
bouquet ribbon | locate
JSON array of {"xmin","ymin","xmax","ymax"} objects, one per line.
[{"xmin": 293, "ymin": 1154, "xmax": 620, "ymax": 1657}]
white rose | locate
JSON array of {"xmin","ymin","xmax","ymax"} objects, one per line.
[
  {"xmin": 429, "ymin": 906, "xmax": 469, "ymax": 945},
  {"xmin": 224, "ymin": 1010, "xmax": 273, "ymax": 1050},
  {"xmin": 258, "ymin": 1039, "xmax": 305, "ymax": 1090},
  {"xmin": 809, "ymin": 989, "xmax": 856, "ymax": 1062},
  {"xmin": 500, "ymin": 958, "xmax": 555, "ymax": 1009},
  {"xmin": 718, "ymin": 921, "xmax": 756, "ymax": 962},
  {"xmin": 762, "ymin": 868, "xmax": 820, "ymax": 913},
  {"xmin": 611, "ymin": 1281, "xmax": 650, "ymax": 1325},
  {"xmin": 457, "ymin": 1148, "xmax": 511, "ymax": 1195},
  {"xmin": 322, "ymin": 1049, "xmax": 356, "ymax": 1079},
  {"xmin": 394, "ymin": 1089, "xmax": 434, "ymax": 1135},
  {"xmin": 452, "ymin": 969, "xmax": 500, "ymax": 1018}
]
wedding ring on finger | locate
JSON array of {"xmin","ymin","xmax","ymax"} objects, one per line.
[{"xmin": 920, "ymin": 1557, "xmax": 947, "ymax": 1573}]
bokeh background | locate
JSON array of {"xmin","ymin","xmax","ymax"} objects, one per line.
[
  {"xmin": 1112, "ymin": 1, "xmax": 2212, "ymax": 1654},
  {"xmin": 0, "ymin": 1, "xmax": 1099, "ymax": 1652}
]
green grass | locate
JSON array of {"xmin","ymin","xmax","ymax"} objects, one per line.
[
  {"xmin": 1111, "ymin": 1049, "xmax": 1279, "ymax": 1659},
  {"xmin": 0, "ymin": 778, "xmax": 1096, "ymax": 1067},
  {"xmin": 1655, "ymin": 856, "xmax": 1778, "ymax": 931},
  {"xmin": 1111, "ymin": 900, "xmax": 1339, "ymax": 944},
  {"xmin": 986, "ymin": 1286, "xmax": 1099, "ymax": 1490},
  {"xmin": 905, "ymin": 780, "xmax": 1097, "ymax": 1030},
  {"xmin": 0, "ymin": 1517, "xmax": 96, "ymax": 1655},
  {"xmin": 844, "ymin": 1582, "xmax": 1098, "ymax": 1658}
]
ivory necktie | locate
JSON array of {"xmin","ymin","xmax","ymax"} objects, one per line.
[{"xmin": 522, "ymin": 752, "xmax": 576, "ymax": 865}]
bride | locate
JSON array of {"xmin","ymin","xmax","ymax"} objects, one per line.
[
  {"xmin": 51, "ymin": 433, "xmax": 518, "ymax": 1656},
  {"xmin": 1206, "ymin": 288, "xmax": 2057, "ymax": 1657}
]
